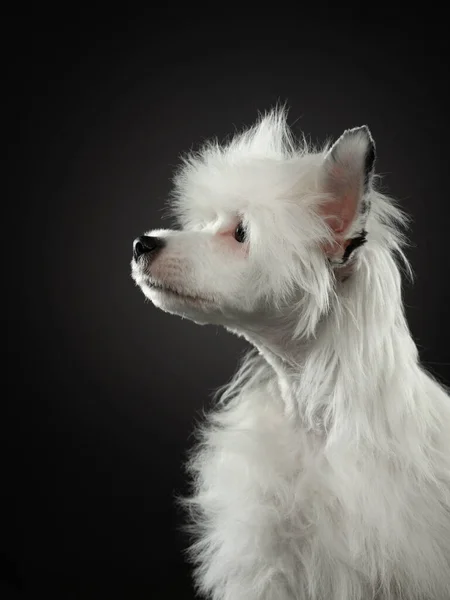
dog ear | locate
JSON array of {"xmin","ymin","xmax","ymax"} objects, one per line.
[{"xmin": 318, "ymin": 126, "xmax": 375, "ymax": 260}]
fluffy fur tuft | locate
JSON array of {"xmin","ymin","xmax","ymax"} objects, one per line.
[{"xmin": 132, "ymin": 108, "xmax": 450, "ymax": 599}]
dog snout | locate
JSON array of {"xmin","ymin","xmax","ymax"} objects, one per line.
[{"xmin": 133, "ymin": 236, "xmax": 165, "ymax": 261}]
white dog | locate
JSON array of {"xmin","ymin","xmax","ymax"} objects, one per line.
[{"xmin": 131, "ymin": 109, "xmax": 450, "ymax": 600}]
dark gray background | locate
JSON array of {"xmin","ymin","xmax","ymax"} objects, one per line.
[{"xmin": 6, "ymin": 12, "xmax": 450, "ymax": 599}]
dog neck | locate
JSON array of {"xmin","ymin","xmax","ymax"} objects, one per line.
[{"xmin": 242, "ymin": 248, "xmax": 420, "ymax": 438}]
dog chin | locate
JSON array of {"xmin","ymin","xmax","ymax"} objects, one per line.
[{"xmin": 141, "ymin": 281, "xmax": 221, "ymax": 323}]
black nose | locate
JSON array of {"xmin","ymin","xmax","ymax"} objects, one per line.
[{"xmin": 133, "ymin": 236, "xmax": 165, "ymax": 261}]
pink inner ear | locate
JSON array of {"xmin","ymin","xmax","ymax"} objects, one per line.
[
  {"xmin": 319, "ymin": 193, "xmax": 358, "ymax": 245},
  {"xmin": 320, "ymin": 164, "xmax": 361, "ymax": 238}
]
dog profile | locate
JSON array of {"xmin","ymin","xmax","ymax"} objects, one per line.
[{"xmin": 131, "ymin": 109, "xmax": 450, "ymax": 599}]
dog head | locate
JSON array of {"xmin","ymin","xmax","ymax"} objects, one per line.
[{"xmin": 131, "ymin": 109, "xmax": 378, "ymax": 336}]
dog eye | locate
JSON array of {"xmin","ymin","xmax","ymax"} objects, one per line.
[{"xmin": 234, "ymin": 222, "xmax": 246, "ymax": 243}]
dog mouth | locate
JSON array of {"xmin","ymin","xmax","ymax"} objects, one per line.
[{"xmin": 146, "ymin": 280, "xmax": 210, "ymax": 304}]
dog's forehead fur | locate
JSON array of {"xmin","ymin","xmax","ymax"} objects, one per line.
[{"xmin": 170, "ymin": 109, "xmax": 327, "ymax": 230}]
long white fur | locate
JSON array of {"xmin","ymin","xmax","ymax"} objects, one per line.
[{"xmin": 132, "ymin": 108, "xmax": 450, "ymax": 599}]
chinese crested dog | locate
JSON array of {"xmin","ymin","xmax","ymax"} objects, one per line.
[{"xmin": 131, "ymin": 109, "xmax": 450, "ymax": 599}]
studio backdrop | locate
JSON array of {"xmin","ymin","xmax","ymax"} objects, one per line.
[{"xmin": 6, "ymin": 14, "xmax": 449, "ymax": 599}]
